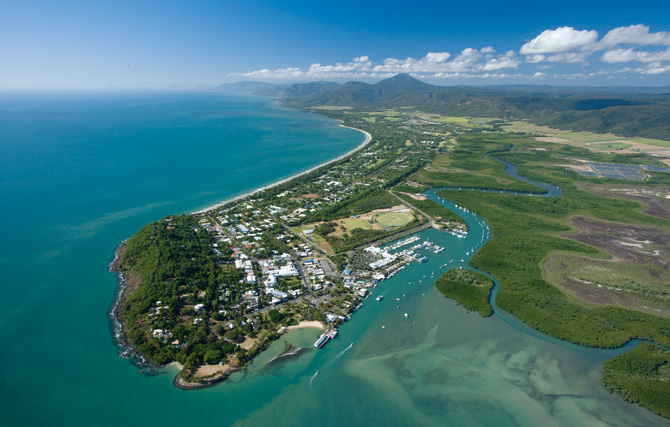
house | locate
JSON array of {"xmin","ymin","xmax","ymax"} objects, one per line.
[{"xmin": 194, "ymin": 304, "xmax": 205, "ymax": 313}]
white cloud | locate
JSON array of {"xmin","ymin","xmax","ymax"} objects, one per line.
[
  {"xmin": 481, "ymin": 56, "xmax": 520, "ymax": 71},
  {"xmin": 424, "ymin": 52, "xmax": 451, "ymax": 63},
  {"xmin": 601, "ymin": 25, "xmax": 670, "ymax": 47},
  {"xmin": 602, "ymin": 47, "xmax": 670, "ymax": 63},
  {"xmin": 525, "ymin": 54, "xmax": 546, "ymax": 63},
  {"xmin": 638, "ymin": 62, "xmax": 670, "ymax": 75},
  {"xmin": 235, "ymin": 24, "xmax": 670, "ymax": 83},
  {"xmin": 520, "ymin": 27, "xmax": 598, "ymax": 55},
  {"xmin": 239, "ymin": 48, "xmax": 520, "ymax": 80},
  {"xmin": 546, "ymin": 52, "xmax": 591, "ymax": 63}
]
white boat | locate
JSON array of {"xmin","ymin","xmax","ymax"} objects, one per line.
[{"xmin": 404, "ymin": 313, "xmax": 409, "ymax": 318}]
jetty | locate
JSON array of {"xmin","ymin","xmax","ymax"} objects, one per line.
[{"xmin": 314, "ymin": 328, "xmax": 339, "ymax": 348}]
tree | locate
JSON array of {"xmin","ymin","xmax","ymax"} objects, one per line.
[
  {"xmin": 203, "ymin": 349, "xmax": 222, "ymax": 365},
  {"xmin": 267, "ymin": 309, "xmax": 282, "ymax": 324},
  {"xmin": 224, "ymin": 328, "xmax": 242, "ymax": 342}
]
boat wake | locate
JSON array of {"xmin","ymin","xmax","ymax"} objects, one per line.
[
  {"xmin": 310, "ymin": 370, "xmax": 319, "ymax": 390},
  {"xmin": 330, "ymin": 342, "xmax": 354, "ymax": 364}
]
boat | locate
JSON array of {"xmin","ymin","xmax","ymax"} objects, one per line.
[
  {"xmin": 376, "ymin": 295, "xmax": 383, "ymax": 302},
  {"xmin": 404, "ymin": 313, "xmax": 409, "ymax": 318}
]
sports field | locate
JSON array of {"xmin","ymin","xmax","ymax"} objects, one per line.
[{"xmin": 374, "ymin": 211, "xmax": 414, "ymax": 227}]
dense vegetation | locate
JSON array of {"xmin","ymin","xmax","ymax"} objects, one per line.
[
  {"xmin": 535, "ymin": 105, "xmax": 670, "ymax": 141},
  {"xmin": 435, "ymin": 269, "xmax": 493, "ymax": 317},
  {"xmin": 602, "ymin": 343, "xmax": 670, "ymax": 419},
  {"xmin": 117, "ymin": 215, "xmax": 295, "ymax": 373},
  {"xmin": 428, "ymin": 134, "xmax": 670, "ymax": 348},
  {"xmin": 119, "ymin": 216, "xmax": 243, "ymax": 367}
]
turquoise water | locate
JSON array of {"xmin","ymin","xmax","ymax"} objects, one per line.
[{"xmin": 0, "ymin": 92, "xmax": 666, "ymax": 425}]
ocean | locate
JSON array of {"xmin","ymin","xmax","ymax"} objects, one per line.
[{"xmin": 0, "ymin": 92, "xmax": 665, "ymax": 426}]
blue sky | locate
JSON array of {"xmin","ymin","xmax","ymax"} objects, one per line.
[{"xmin": 2, "ymin": 0, "xmax": 670, "ymax": 89}]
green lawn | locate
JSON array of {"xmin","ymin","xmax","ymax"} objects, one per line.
[
  {"xmin": 341, "ymin": 218, "xmax": 372, "ymax": 231},
  {"xmin": 374, "ymin": 211, "xmax": 414, "ymax": 227}
]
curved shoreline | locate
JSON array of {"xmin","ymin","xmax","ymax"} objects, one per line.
[
  {"xmin": 109, "ymin": 123, "xmax": 369, "ymax": 386},
  {"xmin": 193, "ymin": 124, "xmax": 372, "ymax": 214}
]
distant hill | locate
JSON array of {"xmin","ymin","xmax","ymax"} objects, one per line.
[
  {"xmin": 253, "ymin": 81, "xmax": 341, "ymax": 98},
  {"xmin": 214, "ymin": 74, "xmax": 670, "ymax": 140},
  {"xmin": 212, "ymin": 81, "xmax": 280, "ymax": 93}
]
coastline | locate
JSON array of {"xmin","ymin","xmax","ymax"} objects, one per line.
[
  {"xmin": 109, "ymin": 121, "xmax": 369, "ymax": 389},
  {"xmin": 193, "ymin": 124, "xmax": 372, "ymax": 214},
  {"xmin": 109, "ymin": 239, "xmax": 158, "ymax": 369}
]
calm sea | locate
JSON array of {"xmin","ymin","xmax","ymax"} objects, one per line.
[{"xmin": 0, "ymin": 92, "xmax": 665, "ymax": 426}]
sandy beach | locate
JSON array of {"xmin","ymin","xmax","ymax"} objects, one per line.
[
  {"xmin": 193, "ymin": 124, "xmax": 372, "ymax": 214},
  {"xmin": 278, "ymin": 320, "xmax": 324, "ymax": 334}
]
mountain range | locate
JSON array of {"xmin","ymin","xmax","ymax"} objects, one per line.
[{"xmin": 214, "ymin": 74, "xmax": 670, "ymax": 140}]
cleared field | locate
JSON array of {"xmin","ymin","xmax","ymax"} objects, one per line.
[
  {"xmin": 544, "ymin": 252, "xmax": 670, "ymax": 317},
  {"xmin": 506, "ymin": 120, "xmax": 670, "ymax": 148},
  {"xmin": 374, "ymin": 211, "xmax": 414, "ymax": 227},
  {"xmin": 341, "ymin": 218, "xmax": 372, "ymax": 231},
  {"xmin": 588, "ymin": 142, "xmax": 632, "ymax": 151},
  {"xmin": 311, "ymin": 106, "xmax": 352, "ymax": 110},
  {"xmin": 417, "ymin": 114, "xmax": 471, "ymax": 125},
  {"xmin": 291, "ymin": 224, "xmax": 334, "ymax": 253},
  {"xmin": 542, "ymin": 215, "xmax": 670, "ymax": 317}
]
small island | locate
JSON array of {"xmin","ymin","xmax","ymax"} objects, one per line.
[{"xmin": 435, "ymin": 269, "xmax": 494, "ymax": 317}]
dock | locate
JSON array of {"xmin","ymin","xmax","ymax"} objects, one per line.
[{"xmin": 314, "ymin": 328, "xmax": 339, "ymax": 348}]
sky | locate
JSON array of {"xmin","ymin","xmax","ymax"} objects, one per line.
[{"xmin": 1, "ymin": 0, "xmax": 670, "ymax": 90}]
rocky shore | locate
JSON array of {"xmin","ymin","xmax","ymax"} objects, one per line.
[{"xmin": 109, "ymin": 240, "xmax": 157, "ymax": 370}]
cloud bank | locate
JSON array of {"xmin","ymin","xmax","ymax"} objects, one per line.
[{"xmin": 236, "ymin": 24, "xmax": 670, "ymax": 81}]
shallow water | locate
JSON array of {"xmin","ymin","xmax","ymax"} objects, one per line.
[{"xmin": 0, "ymin": 92, "xmax": 665, "ymax": 425}]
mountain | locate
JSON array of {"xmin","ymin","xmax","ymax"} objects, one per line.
[
  {"xmin": 253, "ymin": 81, "xmax": 341, "ymax": 98},
  {"xmin": 373, "ymin": 73, "xmax": 438, "ymax": 91},
  {"xmin": 214, "ymin": 74, "xmax": 670, "ymax": 140}
]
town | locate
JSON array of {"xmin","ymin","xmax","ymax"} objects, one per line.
[{"xmin": 114, "ymin": 109, "xmax": 476, "ymax": 384}]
